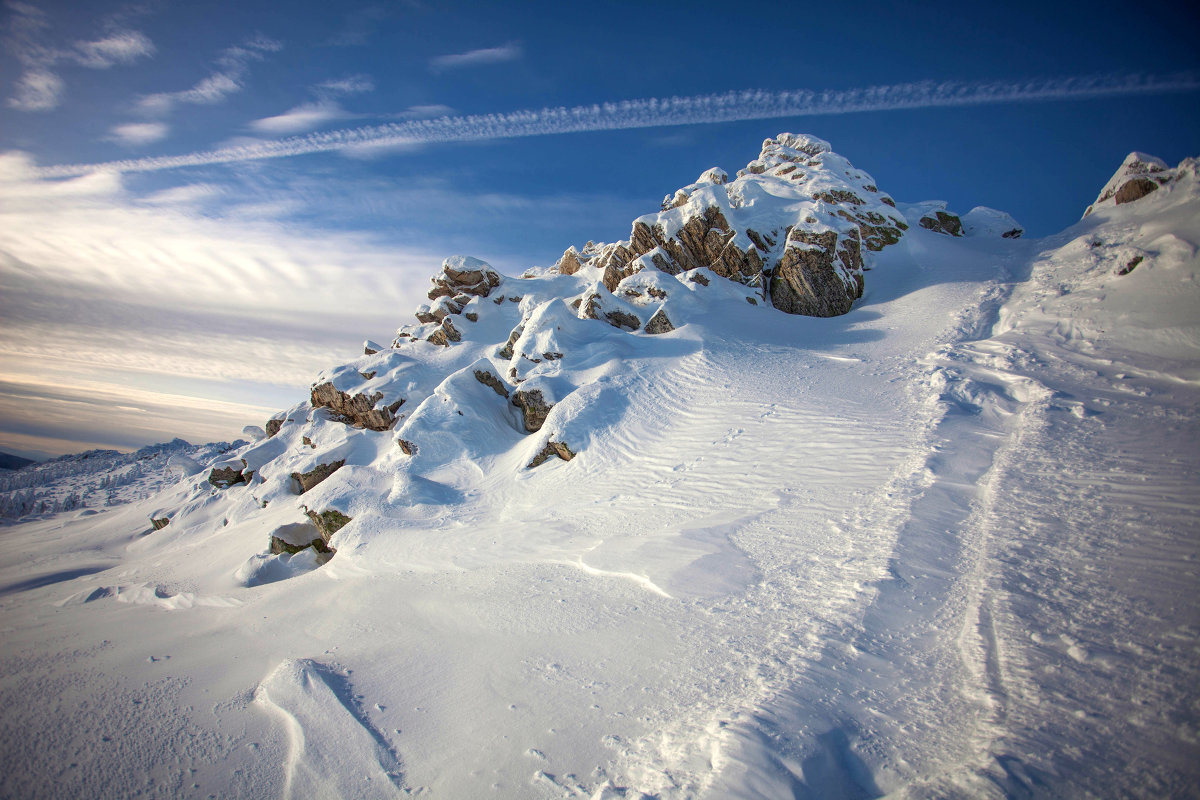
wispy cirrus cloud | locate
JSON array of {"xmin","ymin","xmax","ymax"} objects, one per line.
[
  {"xmin": 250, "ymin": 101, "xmax": 347, "ymax": 135},
  {"xmin": 249, "ymin": 74, "xmax": 377, "ymax": 135},
  {"xmin": 4, "ymin": 1, "xmax": 155, "ymax": 111},
  {"xmin": 316, "ymin": 74, "xmax": 375, "ymax": 96},
  {"xmin": 39, "ymin": 72, "xmax": 1200, "ymax": 178},
  {"xmin": 134, "ymin": 35, "xmax": 281, "ymax": 116},
  {"xmin": 430, "ymin": 42, "xmax": 522, "ymax": 73},
  {"xmin": 108, "ymin": 121, "xmax": 169, "ymax": 146}
]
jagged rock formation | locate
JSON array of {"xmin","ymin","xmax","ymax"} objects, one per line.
[
  {"xmin": 549, "ymin": 133, "xmax": 907, "ymax": 317},
  {"xmin": 1084, "ymin": 152, "xmax": 1195, "ymax": 216},
  {"xmin": 306, "ymin": 508, "xmax": 352, "ymax": 543},
  {"xmin": 310, "ymin": 382, "xmax": 403, "ymax": 431},
  {"xmin": 512, "ymin": 388, "xmax": 553, "ymax": 433}
]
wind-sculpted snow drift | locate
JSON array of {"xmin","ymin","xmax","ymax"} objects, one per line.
[{"xmin": 2, "ymin": 134, "xmax": 1197, "ymax": 800}]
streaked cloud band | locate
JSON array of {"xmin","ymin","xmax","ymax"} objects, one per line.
[{"xmin": 40, "ymin": 72, "xmax": 1200, "ymax": 177}]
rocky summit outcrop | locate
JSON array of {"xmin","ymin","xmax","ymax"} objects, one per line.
[
  {"xmin": 1084, "ymin": 152, "xmax": 1196, "ymax": 217},
  {"xmin": 548, "ymin": 133, "xmax": 907, "ymax": 318}
]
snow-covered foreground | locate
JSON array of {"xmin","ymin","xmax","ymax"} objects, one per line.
[{"xmin": 1, "ymin": 148, "xmax": 1197, "ymax": 799}]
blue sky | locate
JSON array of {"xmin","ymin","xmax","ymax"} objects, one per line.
[{"xmin": 1, "ymin": 0, "xmax": 1198, "ymax": 458}]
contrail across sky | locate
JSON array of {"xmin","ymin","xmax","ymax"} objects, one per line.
[{"xmin": 38, "ymin": 72, "xmax": 1200, "ymax": 178}]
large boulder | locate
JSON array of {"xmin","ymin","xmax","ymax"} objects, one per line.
[{"xmin": 769, "ymin": 229, "xmax": 862, "ymax": 317}]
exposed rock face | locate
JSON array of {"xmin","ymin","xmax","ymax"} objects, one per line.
[
  {"xmin": 474, "ymin": 369, "xmax": 510, "ymax": 398},
  {"xmin": 644, "ymin": 307, "xmax": 675, "ymax": 334},
  {"xmin": 290, "ymin": 460, "xmax": 345, "ymax": 494},
  {"xmin": 305, "ymin": 508, "xmax": 352, "ymax": 543},
  {"xmin": 150, "ymin": 516, "xmax": 170, "ymax": 530},
  {"xmin": 579, "ymin": 284, "xmax": 642, "ymax": 331},
  {"xmin": 769, "ymin": 229, "xmax": 862, "ymax": 317},
  {"xmin": 1085, "ymin": 152, "xmax": 1178, "ymax": 216},
  {"xmin": 311, "ymin": 382, "xmax": 403, "ymax": 431},
  {"xmin": 269, "ymin": 521, "xmax": 335, "ymax": 560},
  {"xmin": 549, "ymin": 132, "xmax": 907, "ymax": 318},
  {"xmin": 270, "ymin": 534, "xmax": 334, "ymax": 556},
  {"xmin": 428, "ymin": 255, "xmax": 502, "ymax": 300},
  {"xmin": 512, "ymin": 388, "xmax": 553, "ymax": 433},
  {"xmin": 557, "ymin": 247, "xmax": 584, "ymax": 276},
  {"xmin": 918, "ymin": 211, "xmax": 964, "ymax": 236},
  {"xmin": 528, "ymin": 441, "xmax": 575, "ymax": 468},
  {"xmin": 426, "ymin": 317, "xmax": 462, "ymax": 347},
  {"xmin": 265, "ymin": 419, "xmax": 283, "ymax": 438},
  {"xmin": 1118, "ymin": 255, "xmax": 1144, "ymax": 276},
  {"xmin": 208, "ymin": 465, "xmax": 246, "ymax": 488},
  {"xmin": 1114, "ymin": 178, "xmax": 1159, "ymax": 205}
]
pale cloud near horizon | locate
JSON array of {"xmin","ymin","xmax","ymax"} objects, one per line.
[
  {"xmin": 38, "ymin": 72, "xmax": 1200, "ymax": 177},
  {"xmin": 4, "ymin": 1, "xmax": 155, "ymax": 111},
  {"xmin": 429, "ymin": 42, "xmax": 522, "ymax": 72},
  {"xmin": 0, "ymin": 154, "xmax": 439, "ymax": 456}
]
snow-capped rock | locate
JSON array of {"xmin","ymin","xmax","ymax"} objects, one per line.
[
  {"xmin": 1084, "ymin": 151, "xmax": 1198, "ymax": 217},
  {"xmin": 554, "ymin": 132, "xmax": 908, "ymax": 317}
]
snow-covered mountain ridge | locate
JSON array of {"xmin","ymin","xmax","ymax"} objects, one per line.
[
  {"xmin": 146, "ymin": 133, "xmax": 1032, "ymax": 578},
  {"xmin": 0, "ymin": 134, "xmax": 1196, "ymax": 799}
]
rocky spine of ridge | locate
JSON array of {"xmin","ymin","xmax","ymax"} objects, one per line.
[{"xmin": 550, "ymin": 133, "xmax": 919, "ymax": 317}]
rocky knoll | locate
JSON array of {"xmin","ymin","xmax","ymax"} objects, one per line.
[
  {"xmin": 156, "ymin": 132, "xmax": 1012, "ymax": 574},
  {"xmin": 1084, "ymin": 152, "xmax": 1196, "ymax": 217},
  {"xmin": 552, "ymin": 133, "xmax": 910, "ymax": 317}
]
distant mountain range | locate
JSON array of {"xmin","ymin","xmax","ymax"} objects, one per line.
[{"xmin": 0, "ymin": 451, "xmax": 35, "ymax": 471}]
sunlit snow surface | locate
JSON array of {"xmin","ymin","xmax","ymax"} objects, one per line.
[{"xmin": 0, "ymin": 160, "xmax": 1197, "ymax": 798}]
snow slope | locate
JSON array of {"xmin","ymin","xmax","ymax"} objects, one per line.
[{"xmin": 0, "ymin": 139, "xmax": 1196, "ymax": 799}]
